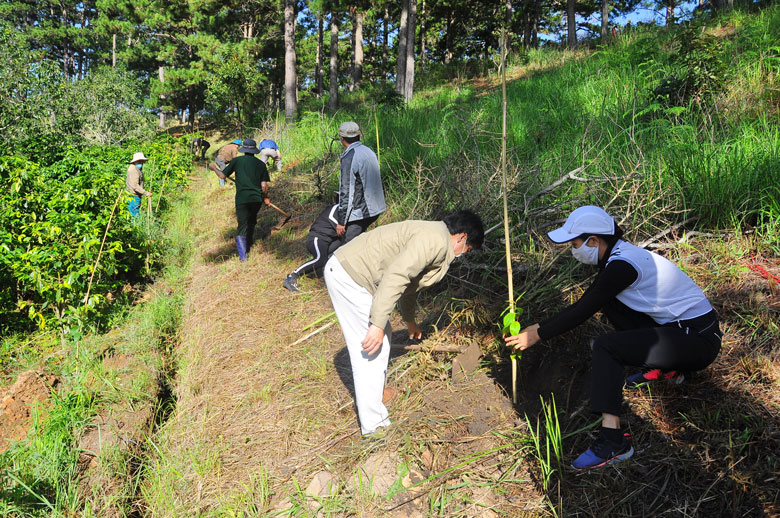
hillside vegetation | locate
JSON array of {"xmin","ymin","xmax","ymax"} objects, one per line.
[{"xmin": 1, "ymin": 5, "xmax": 779, "ymax": 518}]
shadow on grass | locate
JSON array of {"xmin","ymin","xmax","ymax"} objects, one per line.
[{"xmin": 493, "ymin": 309, "xmax": 778, "ymax": 517}]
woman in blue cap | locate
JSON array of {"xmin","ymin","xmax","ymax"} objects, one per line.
[{"xmin": 506, "ymin": 205, "xmax": 722, "ymax": 471}]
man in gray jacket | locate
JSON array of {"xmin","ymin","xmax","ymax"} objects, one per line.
[
  {"xmin": 324, "ymin": 210, "xmax": 484, "ymax": 435},
  {"xmin": 335, "ymin": 121, "xmax": 386, "ymax": 242}
]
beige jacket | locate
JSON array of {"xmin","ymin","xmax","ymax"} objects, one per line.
[
  {"xmin": 334, "ymin": 220, "xmax": 455, "ymax": 329},
  {"xmin": 217, "ymin": 143, "xmax": 239, "ymax": 163},
  {"xmin": 126, "ymin": 164, "xmax": 150, "ymax": 196}
]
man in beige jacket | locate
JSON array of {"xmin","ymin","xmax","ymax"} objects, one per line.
[{"xmin": 324, "ymin": 210, "xmax": 484, "ymax": 435}]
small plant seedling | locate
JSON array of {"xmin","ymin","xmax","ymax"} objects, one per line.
[{"xmin": 500, "ymin": 306, "xmax": 524, "ymax": 403}]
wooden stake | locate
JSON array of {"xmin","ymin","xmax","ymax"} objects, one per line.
[
  {"xmin": 289, "ymin": 321, "xmax": 335, "ymax": 346},
  {"xmin": 499, "ymin": 24, "xmax": 518, "ymax": 404},
  {"xmin": 155, "ymin": 155, "xmax": 175, "ymax": 212},
  {"xmin": 82, "ymin": 187, "xmax": 124, "ymax": 306}
]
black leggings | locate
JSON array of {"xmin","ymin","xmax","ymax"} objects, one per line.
[
  {"xmin": 590, "ymin": 300, "xmax": 722, "ymax": 416},
  {"xmin": 292, "ymin": 215, "xmax": 378, "ymax": 277},
  {"xmin": 293, "ymin": 234, "xmax": 342, "ymax": 277}
]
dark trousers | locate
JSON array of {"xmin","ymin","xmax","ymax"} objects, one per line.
[
  {"xmin": 343, "ymin": 215, "xmax": 379, "ymax": 243},
  {"xmin": 293, "ymin": 234, "xmax": 342, "ymax": 277},
  {"xmin": 590, "ymin": 300, "xmax": 722, "ymax": 416},
  {"xmin": 236, "ymin": 202, "xmax": 262, "ymax": 247},
  {"xmin": 293, "ymin": 215, "xmax": 378, "ymax": 278}
]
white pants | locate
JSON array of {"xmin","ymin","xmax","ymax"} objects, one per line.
[{"xmin": 324, "ymin": 256, "xmax": 392, "ymax": 435}]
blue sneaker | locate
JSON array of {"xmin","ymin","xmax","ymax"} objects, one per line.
[
  {"xmin": 572, "ymin": 432, "xmax": 634, "ymax": 471},
  {"xmin": 625, "ymin": 369, "xmax": 684, "ymax": 389}
]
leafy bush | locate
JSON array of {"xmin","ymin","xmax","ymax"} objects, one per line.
[
  {"xmin": 0, "ymin": 138, "xmax": 191, "ymax": 335},
  {"xmin": 654, "ymin": 24, "xmax": 727, "ymax": 106}
]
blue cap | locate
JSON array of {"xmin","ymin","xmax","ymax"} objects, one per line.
[
  {"xmin": 259, "ymin": 139, "xmax": 279, "ymax": 150},
  {"xmin": 232, "ymin": 139, "xmax": 242, "ymax": 146}
]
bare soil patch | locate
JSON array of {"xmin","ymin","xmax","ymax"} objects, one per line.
[{"xmin": 0, "ymin": 369, "xmax": 58, "ymax": 453}]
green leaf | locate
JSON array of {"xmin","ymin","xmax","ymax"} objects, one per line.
[
  {"xmin": 502, "ymin": 312, "xmax": 516, "ymax": 329},
  {"xmin": 509, "ymin": 321, "xmax": 521, "ymax": 336}
]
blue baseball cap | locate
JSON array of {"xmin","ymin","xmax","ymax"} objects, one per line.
[
  {"xmin": 259, "ymin": 139, "xmax": 279, "ymax": 150},
  {"xmin": 231, "ymin": 139, "xmax": 242, "ymax": 146}
]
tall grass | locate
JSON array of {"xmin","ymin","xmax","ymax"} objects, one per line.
[{"xmin": 280, "ymin": 4, "xmax": 779, "ymax": 239}]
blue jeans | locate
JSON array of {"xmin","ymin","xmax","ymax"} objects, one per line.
[{"xmin": 128, "ymin": 195, "xmax": 141, "ymax": 217}]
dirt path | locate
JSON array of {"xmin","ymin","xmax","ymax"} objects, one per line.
[{"xmin": 140, "ymin": 166, "xmax": 527, "ymax": 517}]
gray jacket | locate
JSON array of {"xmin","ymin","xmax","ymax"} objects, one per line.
[{"xmin": 338, "ymin": 142, "xmax": 386, "ymax": 225}]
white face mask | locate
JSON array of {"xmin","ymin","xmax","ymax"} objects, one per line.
[
  {"xmin": 572, "ymin": 238, "xmax": 599, "ymax": 265},
  {"xmin": 454, "ymin": 236, "xmax": 468, "ymax": 258}
]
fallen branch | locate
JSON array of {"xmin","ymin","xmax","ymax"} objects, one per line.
[
  {"xmin": 390, "ymin": 343, "xmax": 464, "ymax": 353},
  {"xmin": 638, "ymin": 216, "xmax": 697, "ymax": 248},
  {"xmin": 524, "ymin": 166, "xmax": 585, "ymax": 213}
]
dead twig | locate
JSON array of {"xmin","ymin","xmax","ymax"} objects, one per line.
[
  {"xmin": 390, "ymin": 343, "xmax": 464, "ymax": 353},
  {"xmin": 523, "ymin": 166, "xmax": 585, "ymax": 213},
  {"xmin": 288, "ymin": 321, "xmax": 335, "ymax": 347},
  {"xmin": 638, "ymin": 216, "xmax": 697, "ymax": 248}
]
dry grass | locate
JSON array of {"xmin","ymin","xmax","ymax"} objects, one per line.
[
  {"xmin": 138, "ymin": 163, "xmax": 780, "ymax": 517},
  {"xmin": 140, "ymin": 166, "xmax": 539, "ymax": 517}
]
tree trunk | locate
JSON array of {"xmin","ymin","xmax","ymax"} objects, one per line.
[
  {"xmin": 395, "ymin": 0, "xmax": 408, "ymax": 94},
  {"xmin": 533, "ymin": 0, "xmax": 540, "ymax": 47},
  {"xmin": 444, "ymin": 14, "xmax": 454, "ymax": 64},
  {"xmin": 567, "ymin": 0, "xmax": 577, "ymax": 49},
  {"xmin": 523, "ymin": 9, "xmax": 531, "ymax": 48},
  {"xmin": 351, "ymin": 10, "xmax": 363, "ymax": 91},
  {"xmin": 316, "ymin": 14, "xmax": 323, "ymax": 97},
  {"xmin": 329, "ymin": 14, "xmax": 339, "ymax": 113},
  {"xmin": 158, "ymin": 66, "xmax": 165, "ymax": 128},
  {"xmin": 601, "ymin": 0, "xmax": 609, "ymax": 38},
  {"xmin": 403, "ymin": 0, "xmax": 416, "ymax": 102},
  {"xmin": 505, "ymin": 0, "xmax": 512, "ymax": 54},
  {"xmin": 419, "ymin": 0, "xmax": 426, "ymax": 65},
  {"xmin": 666, "ymin": 0, "xmax": 675, "ymax": 25},
  {"xmin": 284, "ymin": 0, "xmax": 297, "ymax": 123},
  {"xmin": 383, "ymin": 8, "xmax": 389, "ymax": 68},
  {"xmin": 112, "ymin": 33, "xmax": 116, "ymax": 67}
]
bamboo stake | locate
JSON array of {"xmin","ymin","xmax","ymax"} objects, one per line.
[
  {"xmin": 374, "ymin": 107, "xmax": 381, "ymax": 166},
  {"xmin": 154, "ymin": 155, "xmax": 175, "ymax": 212},
  {"xmin": 303, "ymin": 310, "xmax": 337, "ymax": 331},
  {"xmin": 289, "ymin": 321, "xmax": 335, "ymax": 346},
  {"xmin": 82, "ymin": 187, "xmax": 124, "ymax": 306},
  {"xmin": 498, "ymin": 25, "xmax": 518, "ymax": 405},
  {"xmin": 145, "ymin": 194, "xmax": 152, "ymax": 274}
]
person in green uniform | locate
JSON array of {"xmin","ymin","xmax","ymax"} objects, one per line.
[{"xmin": 215, "ymin": 139, "xmax": 271, "ymax": 261}]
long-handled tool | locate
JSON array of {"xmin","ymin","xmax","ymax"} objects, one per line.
[{"xmin": 223, "ymin": 176, "xmax": 292, "ymax": 227}]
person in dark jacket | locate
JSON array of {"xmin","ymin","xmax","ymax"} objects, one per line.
[
  {"xmin": 214, "ymin": 139, "xmax": 271, "ymax": 261},
  {"xmin": 191, "ymin": 137, "xmax": 210, "ymax": 161},
  {"xmin": 282, "ymin": 204, "xmax": 340, "ymax": 292},
  {"xmin": 506, "ymin": 206, "xmax": 722, "ymax": 471}
]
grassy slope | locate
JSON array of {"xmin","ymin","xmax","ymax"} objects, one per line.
[
  {"xmin": 142, "ymin": 8, "xmax": 779, "ymax": 517},
  {"xmin": 2, "ymin": 5, "xmax": 779, "ymax": 517}
]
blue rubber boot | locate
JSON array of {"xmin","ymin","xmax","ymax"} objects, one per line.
[{"xmin": 235, "ymin": 235, "xmax": 248, "ymax": 262}]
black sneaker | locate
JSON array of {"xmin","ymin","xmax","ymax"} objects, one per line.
[
  {"xmin": 571, "ymin": 432, "xmax": 634, "ymax": 471},
  {"xmin": 282, "ymin": 273, "xmax": 299, "ymax": 292}
]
